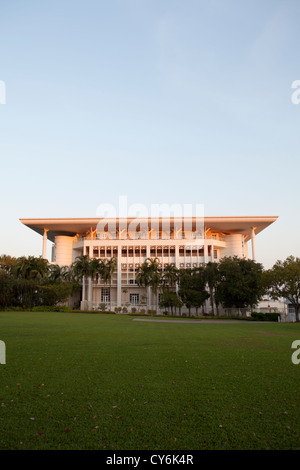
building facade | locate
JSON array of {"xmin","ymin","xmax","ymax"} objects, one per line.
[{"xmin": 20, "ymin": 216, "xmax": 278, "ymax": 312}]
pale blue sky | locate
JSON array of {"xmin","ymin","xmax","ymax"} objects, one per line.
[{"xmin": 0, "ymin": 0, "xmax": 299, "ymax": 268}]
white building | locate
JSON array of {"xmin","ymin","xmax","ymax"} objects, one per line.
[{"xmin": 20, "ymin": 216, "xmax": 278, "ymax": 312}]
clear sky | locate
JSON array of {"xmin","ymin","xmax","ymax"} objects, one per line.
[{"xmin": 0, "ymin": 0, "xmax": 299, "ymax": 268}]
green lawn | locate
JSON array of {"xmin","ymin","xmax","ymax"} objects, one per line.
[{"xmin": 0, "ymin": 311, "xmax": 299, "ymax": 450}]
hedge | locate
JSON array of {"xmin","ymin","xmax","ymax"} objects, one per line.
[{"xmin": 251, "ymin": 311, "xmax": 280, "ymax": 322}]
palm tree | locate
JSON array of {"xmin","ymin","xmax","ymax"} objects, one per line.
[
  {"xmin": 13, "ymin": 256, "xmax": 49, "ymax": 281},
  {"xmin": 161, "ymin": 263, "xmax": 180, "ymax": 315},
  {"xmin": 136, "ymin": 258, "xmax": 165, "ymax": 311},
  {"xmin": 100, "ymin": 257, "xmax": 117, "ymax": 284},
  {"xmin": 0, "ymin": 255, "xmax": 17, "ymax": 274},
  {"xmin": 72, "ymin": 255, "xmax": 94, "ymax": 305},
  {"xmin": 48, "ymin": 264, "xmax": 64, "ymax": 282},
  {"xmin": 98, "ymin": 257, "xmax": 117, "ymax": 309},
  {"xmin": 205, "ymin": 262, "xmax": 220, "ymax": 315},
  {"xmin": 136, "ymin": 259, "xmax": 153, "ymax": 310},
  {"xmin": 162, "ymin": 263, "xmax": 179, "ymax": 288},
  {"xmin": 12, "ymin": 256, "xmax": 49, "ymax": 308}
]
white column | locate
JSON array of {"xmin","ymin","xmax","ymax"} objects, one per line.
[
  {"xmin": 204, "ymin": 243, "xmax": 208, "ymax": 265},
  {"xmin": 82, "ymin": 245, "xmax": 86, "ymax": 302},
  {"xmin": 42, "ymin": 229, "xmax": 49, "ymax": 259},
  {"xmin": 88, "ymin": 244, "xmax": 93, "ymax": 308},
  {"xmin": 88, "ymin": 278, "xmax": 93, "ymax": 308},
  {"xmin": 175, "ymin": 244, "xmax": 179, "ymax": 294},
  {"xmin": 251, "ymin": 227, "xmax": 256, "ymax": 261},
  {"xmin": 146, "ymin": 244, "xmax": 151, "ymax": 309},
  {"xmin": 117, "ymin": 245, "xmax": 122, "ymax": 306}
]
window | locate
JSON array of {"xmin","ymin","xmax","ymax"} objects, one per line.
[
  {"xmin": 130, "ymin": 293, "xmax": 139, "ymax": 305},
  {"xmin": 101, "ymin": 288, "xmax": 110, "ymax": 302}
]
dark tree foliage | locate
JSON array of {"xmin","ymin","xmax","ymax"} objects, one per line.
[
  {"xmin": 263, "ymin": 256, "xmax": 300, "ymax": 322},
  {"xmin": 215, "ymin": 256, "xmax": 264, "ymax": 309}
]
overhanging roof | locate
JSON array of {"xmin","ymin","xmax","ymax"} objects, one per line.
[{"xmin": 20, "ymin": 216, "xmax": 278, "ymax": 243}]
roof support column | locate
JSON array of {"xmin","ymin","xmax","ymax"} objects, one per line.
[
  {"xmin": 251, "ymin": 227, "xmax": 256, "ymax": 262},
  {"xmin": 117, "ymin": 245, "xmax": 121, "ymax": 306},
  {"xmin": 42, "ymin": 229, "xmax": 49, "ymax": 259}
]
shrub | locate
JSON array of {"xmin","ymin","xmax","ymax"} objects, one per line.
[
  {"xmin": 98, "ymin": 303, "xmax": 107, "ymax": 311},
  {"xmin": 1, "ymin": 306, "xmax": 24, "ymax": 311},
  {"xmin": 31, "ymin": 305, "xmax": 72, "ymax": 312},
  {"xmin": 251, "ymin": 311, "xmax": 279, "ymax": 322},
  {"xmin": 131, "ymin": 307, "xmax": 137, "ymax": 313}
]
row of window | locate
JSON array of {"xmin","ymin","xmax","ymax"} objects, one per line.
[
  {"xmin": 92, "ymin": 232, "xmax": 205, "ymax": 240},
  {"xmin": 86, "ymin": 246, "xmax": 218, "ymax": 258}
]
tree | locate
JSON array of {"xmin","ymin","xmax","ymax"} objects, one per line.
[
  {"xmin": 99, "ymin": 257, "xmax": 117, "ymax": 285},
  {"xmin": 263, "ymin": 256, "xmax": 300, "ymax": 322},
  {"xmin": 0, "ymin": 270, "xmax": 14, "ymax": 308},
  {"xmin": 0, "ymin": 255, "xmax": 17, "ymax": 274},
  {"xmin": 72, "ymin": 255, "xmax": 96, "ymax": 303},
  {"xmin": 178, "ymin": 267, "xmax": 209, "ymax": 316},
  {"xmin": 215, "ymin": 256, "xmax": 264, "ymax": 309},
  {"xmin": 38, "ymin": 282, "xmax": 74, "ymax": 306},
  {"xmin": 0, "ymin": 255, "xmax": 17, "ymax": 308},
  {"xmin": 159, "ymin": 288, "xmax": 182, "ymax": 315},
  {"xmin": 72, "ymin": 255, "xmax": 93, "ymax": 280},
  {"xmin": 161, "ymin": 263, "xmax": 180, "ymax": 315},
  {"xmin": 162, "ymin": 263, "xmax": 179, "ymax": 289},
  {"xmin": 0, "ymin": 255, "xmax": 80, "ymax": 309},
  {"xmin": 11, "ymin": 256, "xmax": 50, "ymax": 308},
  {"xmin": 136, "ymin": 258, "xmax": 161, "ymax": 309},
  {"xmin": 72, "ymin": 255, "xmax": 117, "ymax": 307},
  {"xmin": 13, "ymin": 256, "xmax": 49, "ymax": 281},
  {"xmin": 204, "ymin": 261, "xmax": 220, "ymax": 315}
]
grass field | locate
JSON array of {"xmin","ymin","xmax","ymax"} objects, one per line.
[{"xmin": 0, "ymin": 311, "xmax": 299, "ymax": 450}]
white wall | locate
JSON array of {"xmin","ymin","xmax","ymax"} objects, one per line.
[
  {"xmin": 54, "ymin": 236, "xmax": 75, "ymax": 266},
  {"xmin": 220, "ymin": 234, "xmax": 244, "ymax": 259}
]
